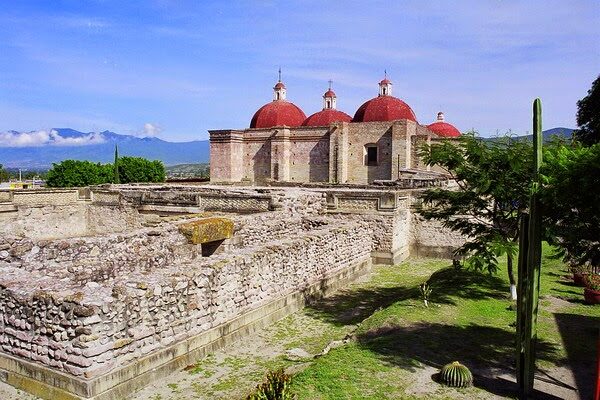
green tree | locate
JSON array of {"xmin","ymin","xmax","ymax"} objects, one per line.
[
  {"xmin": 541, "ymin": 142, "xmax": 600, "ymax": 266},
  {"xmin": 0, "ymin": 164, "xmax": 9, "ymax": 182},
  {"xmin": 574, "ymin": 74, "xmax": 600, "ymax": 145},
  {"xmin": 418, "ymin": 133, "xmax": 534, "ymax": 300},
  {"xmin": 46, "ymin": 160, "xmax": 108, "ymax": 188},
  {"xmin": 118, "ymin": 156, "xmax": 165, "ymax": 184}
]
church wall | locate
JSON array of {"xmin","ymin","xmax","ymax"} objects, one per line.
[
  {"xmin": 242, "ymin": 130, "xmax": 273, "ymax": 183},
  {"xmin": 288, "ymin": 127, "xmax": 330, "ymax": 183},
  {"xmin": 345, "ymin": 121, "xmax": 395, "ymax": 184},
  {"xmin": 209, "ymin": 130, "xmax": 244, "ymax": 183}
]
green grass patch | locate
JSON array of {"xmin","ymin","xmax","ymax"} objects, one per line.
[{"xmin": 289, "ymin": 244, "xmax": 598, "ymax": 399}]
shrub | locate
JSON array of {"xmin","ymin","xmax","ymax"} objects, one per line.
[
  {"xmin": 46, "ymin": 160, "xmax": 109, "ymax": 187},
  {"xmin": 45, "ymin": 156, "xmax": 166, "ymax": 187},
  {"xmin": 246, "ymin": 368, "xmax": 295, "ymax": 400},
  {"xmin": 118, "ymin": 156, "xmax": 165, "ymax": 184}
]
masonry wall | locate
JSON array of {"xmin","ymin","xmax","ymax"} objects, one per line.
[
  {"xmin": 345, "ymin": 121, "xmax": 394, "ymax": 184},
  {"xmin": 0, "ymin": 217, "xmax": 372, "ymax": 380},
  {"xmin": 288, "ymin": 127, "xmax": 330, "ymax": 183},
  {"xmin": 0, "ymin": 204, "xmax": 141, "ymax": 240},
  {"xmin": 210, "ymin": 121, "xmax": 447, "ymax": 185},
  {"xmin": 410, "ymin": 214, "xmax": 466, "ymax": 258}
]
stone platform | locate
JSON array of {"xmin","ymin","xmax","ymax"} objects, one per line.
[{"xmin": 0, "ymin": 184, "xmax": 463, "ymax": 398}]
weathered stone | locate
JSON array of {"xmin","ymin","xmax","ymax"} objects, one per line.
[{"xmin": 178, "ymin": 218, "xmax": 234, "ymax": 244}]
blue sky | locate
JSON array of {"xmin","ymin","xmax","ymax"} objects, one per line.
[{"xmin": 0, "ymin": 1, "xmax": 598, "ymax": 142}]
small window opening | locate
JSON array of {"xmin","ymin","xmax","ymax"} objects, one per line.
[
  {"xmin": 382, "ymin": 87, "xmax": 387, "ymax": 95},
  {"xmin": 366, "ymin": 146, "xmax": 378, "ymax": 166},
  {"xmin": 276, "ymin": 92, "xmax": 280, "ymax": 100},
  {"xmin": 326, "ymin": 100, "xmax": 331, "ymax": 108}
]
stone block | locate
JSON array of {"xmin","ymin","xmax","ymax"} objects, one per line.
[{"xmin": 178, "ymin": 218, "xmax": 234, "ymax": 244}]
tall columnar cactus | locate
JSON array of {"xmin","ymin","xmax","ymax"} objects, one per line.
[
  {"xmin": 516, "ymin": 98, "xmax": 543, "ymax": 398},
  {"xmin": 439, "ymin": 361, "xmax": 473, "ymax": 388},
  {"xmin": 113, "ymin": 145, "xmax": 120, "ymax": 184}
]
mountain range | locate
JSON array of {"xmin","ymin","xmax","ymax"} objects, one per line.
[
  {"xmin": 0, "ymin": 127, "xmax": 575, "ymax": 169},
  {"xmin": 0, "ymin": 129, "xmax": 209, "ymax": 168},
  {"xmin": 484, "ymin": 127, "xmax": 574, "ymax": 142}
]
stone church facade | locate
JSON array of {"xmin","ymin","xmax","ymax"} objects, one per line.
[{"xmin": 210, "ymin": 75, "xmax": 461, "ymax": 185}]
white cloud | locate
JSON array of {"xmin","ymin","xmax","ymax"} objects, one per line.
[
  {"xmin": 141, "ymin": 123, "xmax": 162, "ymax": 137},
  {"xmin": 0, "ymin": 129, "xmax": 106, "ymax": 147}
]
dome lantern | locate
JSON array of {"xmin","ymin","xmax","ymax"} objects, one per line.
[
  {"xmin": 323, "ymin": 80, "xmax": 337, "ymax": 110},
  {"xmin": 273, "ymin": 68, "xmax": 287, "ymax": 101},
  {"xmin": 378, "ymin": 70, "xmax": 392, "ymax": 96}
]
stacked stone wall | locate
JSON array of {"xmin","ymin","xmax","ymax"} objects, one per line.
[
  {"xmin": 0, "ymin": 217, "xmax": 371, "ymax": 379},
  {"xmin": 410, "ymin": 214, "xmax": 466, "ymax": 258},
  {"xmin": 0, "ymin": 204, "xmax": 141, "ymax": 240}
]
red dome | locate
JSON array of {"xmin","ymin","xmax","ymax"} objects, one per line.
[
  {"xmin": 274, "ymin": 81, "xmax": 286, "ymax": 89},
  {"xmin": 323, "ymin": 89, "xmax": 336, "ymax": 98},
  {"xmin": 250, "ymin": 100, "xmax": 306, "ymax": 129},
  {"xmin": 302, "ymin": 109, "xmax": 352, "ymax": 126},
  {"xmin": 353, "ymin": 96, "xmax": 417, "ymax": 123},
  {"xmin": 427, "ymin": 121, "xmax": 461, "ymax": 137}
]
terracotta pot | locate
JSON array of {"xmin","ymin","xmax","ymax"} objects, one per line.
[
  {"xmin": 584, "ymin": 287, "xmax": 600, "ymax": 304},
  {"xmin": 573, "ymin": 273, "xmax": 589, "ymax": 286}
]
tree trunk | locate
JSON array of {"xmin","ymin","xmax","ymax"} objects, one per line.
[{"xmin": 508, "ymin": 254, "xmax": 517, "ymax": 300}]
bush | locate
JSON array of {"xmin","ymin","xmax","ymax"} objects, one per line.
[
  {"xmin": 246, "ymin": 369, "xmax": 295, "ymax": 400},
  {"xmin": 45, "ymin": 157, "xmax": 166, "ymax": 188},
  {"xmin": 118, "ymin": 157, "xmax": 165, "ymax": 184},
  {"xmin": 46, "ymin": 160, "xmax": 110, "ymax": 187}
]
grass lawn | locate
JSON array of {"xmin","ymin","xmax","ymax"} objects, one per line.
[
  {"xmin": 126, "ymin": 244, "xmax": 598, "ymax": 400},
  {"xmin": 291, "ymin": 244, "xmax": 599, "ymax": 399}
]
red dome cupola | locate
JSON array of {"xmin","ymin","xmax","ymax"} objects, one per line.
[
  {"xmin": 250, "ymin": 72, "xmax": 306, "ymax": 129},
  {"xmin": 427, "ymin": 112, "xmax": 461, "ymax": 137},
  {"xmin": 303, "ymin": 82, "xmax": 352, "ymax": 126},
  {"xmin": 353, "ymin": 74, "xmax": 417, "ymax": 123}
]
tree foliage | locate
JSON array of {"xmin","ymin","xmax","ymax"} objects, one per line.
[
  {"xmin": 45, "ymin": 157, "xmax": 165, "ymax": 187},
  {"xmin": 541, "ymin": 142, "xmax": 600, "ymax": 266},
  {"xmin": 0, "ymin": 164, "xmax": 9, "ymax": 182},
  {"xmin": 574, "ymin": 74, "xmax": 600, "ymax": 145},
  {"xmin": 117, "ymin": 156, "xmax": 165, "ymax": 184},
  {"xmin": 418, "ymin": 133, "xmax": 534, "ymax": 285}
]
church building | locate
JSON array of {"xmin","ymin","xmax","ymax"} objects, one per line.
[{"xmin": 210, "ymin": 75, "xmax": 460, "ymax": 185}]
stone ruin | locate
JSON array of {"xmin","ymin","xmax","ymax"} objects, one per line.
[{"xmin": 0, "ymin": 184, "xmax": 463, "ymax": 399}]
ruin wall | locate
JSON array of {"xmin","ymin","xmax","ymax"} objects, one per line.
[{"xmin": 0, "ymin": 217, "xmax": 372, "ymax": 382}]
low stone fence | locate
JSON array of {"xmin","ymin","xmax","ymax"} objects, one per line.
[
  {"xmin": 11, "ymin": 190, "xmax": 80, "ymax": 206},
  {"xmin": 0, "ymin": 217, "xmax": 372, "ymax": 398}
]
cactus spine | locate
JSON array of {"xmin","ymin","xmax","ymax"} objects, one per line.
[
  {"xmin": 439, "ymin": 361, "xmax": 473, "ymax": 388},
  {"xmin": 516, "ymin": 98, "xmax": 543, "ymax": 398}
]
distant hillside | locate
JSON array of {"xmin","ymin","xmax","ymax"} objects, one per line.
[
  {"xmin": 484, "ymin": 127, "xmax": 574, "ymax": 142},
  {"xmin": 0, "ymin": 128, "xmax": 209, "ymax": 168}
]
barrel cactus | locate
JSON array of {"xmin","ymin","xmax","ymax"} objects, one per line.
[{"xmin": 439, "ymin": 361, "xmax": 473, "ymax": 388}]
